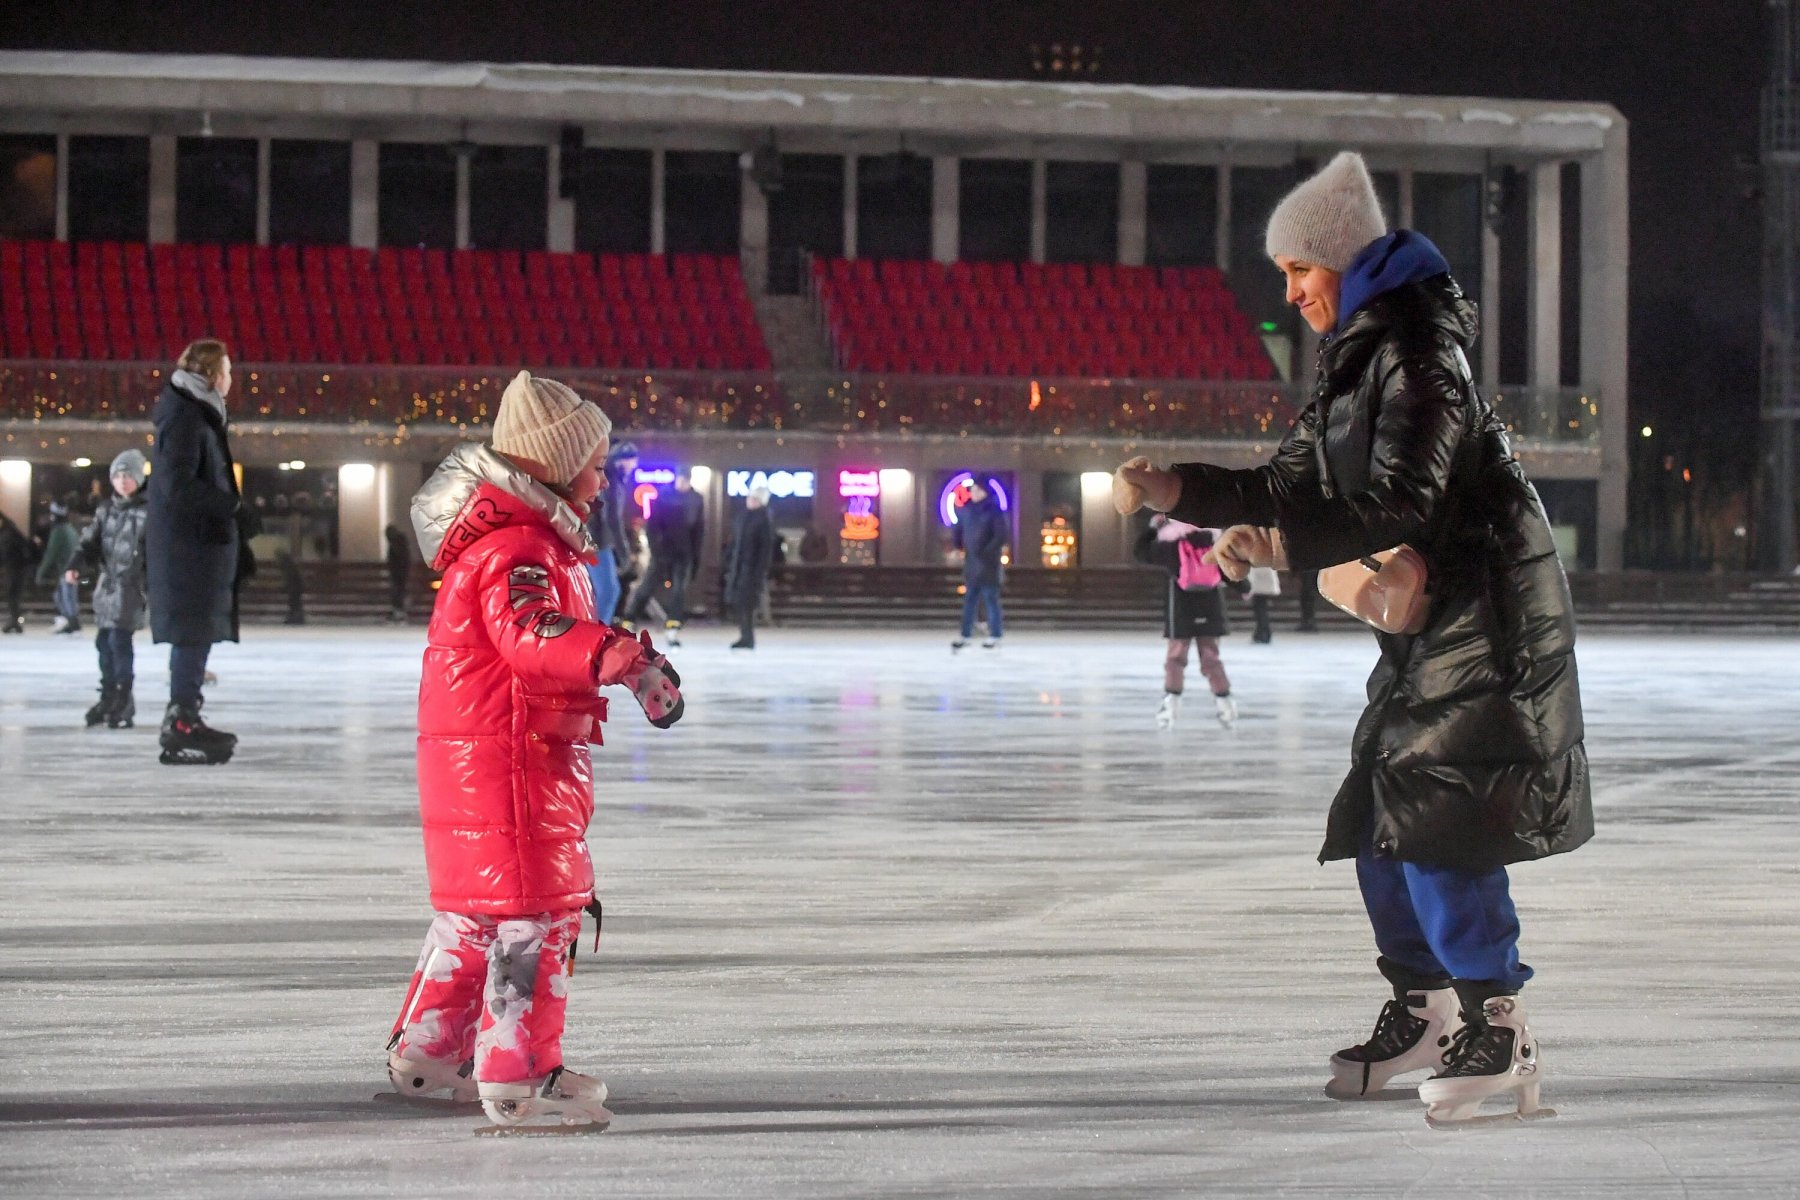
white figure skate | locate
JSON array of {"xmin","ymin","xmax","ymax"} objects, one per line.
[
  {"xmin": 474, "ymin": 1067, "xmax": 612, "ymax": 1136},
  {"xmin": 376, "ymin": 1052, "xmax": 479, "ymax": 1108},
  {"xmin": 1327, "ymin": 984, "xmax": 1461, "ymax": 1099},
  {"xmin": 1155, "ymin": 693, "xmax": 1180, "ymax": 730},
  {"xmin": 1214, "ymin": 694, "xmax": 1237, "ymax": 728},
  {"xmin": 1418, "ymin": 994, "xmax": 1556, "ymax": 1128}
]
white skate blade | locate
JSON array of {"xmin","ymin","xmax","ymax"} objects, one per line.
[
  {"xmin": 473, "ymin": 1112, "xmax": 612, "ymax": 1137},
  {"xmin": 371, "ymin": 1090, "xmax": 481, "ymax": 1112},
  {"xmin": 1426, "ymin": 1104, "xmax": 1558, "ymax": 1131}
]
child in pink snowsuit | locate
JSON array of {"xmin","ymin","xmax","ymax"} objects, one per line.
[{"xmin": 384, "ymin": 371, "xmax": 683, "ymax": 1131}]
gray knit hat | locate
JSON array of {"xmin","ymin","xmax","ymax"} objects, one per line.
[
  {"xmin": 491, "ymin": 370, "xmax": 612, "ymax": 488},
  {"xmin": 109, "ymin": 448, "xmax": 148, "ymax": 486},
  {"xmin": 1265, "ymin": 151, "xmax": 1388, "ymax": 272}
]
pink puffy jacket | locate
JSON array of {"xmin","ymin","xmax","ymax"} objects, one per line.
[{"xmin": 409, "ymin": 443, "xmax": 644, "ymax": 915}]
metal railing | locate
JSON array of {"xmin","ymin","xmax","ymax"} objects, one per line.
[{"xmin": 0, "ymin": 360, "xmax": 1598, "ymax": 445}]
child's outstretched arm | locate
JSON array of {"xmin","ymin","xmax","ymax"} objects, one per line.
[{"xmin": 479, "ymin": 552, "xmax": 635, "ymax": 691}]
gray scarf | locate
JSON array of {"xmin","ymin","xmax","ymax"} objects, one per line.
[{"xmin": 171, "ymin": 369, "xmax": 227, "ymax": 423}]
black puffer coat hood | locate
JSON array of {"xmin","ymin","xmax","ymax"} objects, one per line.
[{"xmin": 1171, "ymin": 276, "xmax": 1592, "ymax": 873}]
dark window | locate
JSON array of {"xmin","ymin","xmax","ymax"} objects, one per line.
[
  {"xmin": 663, "ymin": 150, "xmax": 740, "ymax": 256},
  {"xmin": 68, "ymin": 136, "xmax": 149, "ymax": 243},
  {"xmin": 1498, "ymin": 167, "xmax": 1530, "ymax": 387},
  {"xmin": 959, "ymin": 159, "xmax": 1031, "ymax": 262},
  {"xmin": 379, "ymin": 143, "xmax": 456, "ymax": 249},
  {"xmin": 1371, "ymin": 170, "xmax": 1401, "ymax": 231},
  {"xmin": 269, "ymin": 140, "xmax": 350, "ymax": 246},
  {"xmin": 1228, "ymin": 166, "xmax": 1300, "ymax": 329},
  {"xmin": 1045, "ymin": 160, "xmax": 1117, "ymax": 263},
  {"xmin": 1561, "ymin": 162, "xmax": 1581, "ymax": 387},
  {"xmin": 176, "ymin": 137, "xmax": 257, "ymax": 244},
  {"xmin": 574, "ymin": 148, "xmax": 652, "ymax": 253},
  {"xmin": 0, "ymin": 135, "xmax": 56, "ymax": 240},
  {"xmin": 469, "ymin": 145, "xmax": 547, "ymax": 251},
  {"xmin": 767, "ymin": 153, "xmax": 843, "ymax": 292},
  {"xmin": 1414, "ymin": 172, "xmax": 1484, "ymax": 306},
  {"xmin": 856, "ymin": 152, "xmax": 932, "ymax": 261},
  {"xmin": 1145, "ymin": 163, "xmax": 1217, "ymax": 268}
]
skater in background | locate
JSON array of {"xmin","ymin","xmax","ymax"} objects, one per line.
[
  {"xmin": 384, "ymin": 523, "xmax": 410, "ymax": 622},
  {"xmin": 621, "ymin": 468, "xmax": 701, "ymax": 645},
  {"xmin": 1114, "ymin": 151, "xmax": 1591, "ymax": 1126},
  {"xmin": 0, "ymin": 508, "xmax": 32, "ymax": 634},
  {"xmin": 1246, "ymin": 562, "xmax": 1280, "ymax": 643},
  {"xmin": 1295, "ymin": 567, "xmax": 1320, "ymax": 632},
  {"xmin": 67, "ymin": 449, "xmax": 150, "ymax": 728},
  {"xmin": 36, "ymin": 498, "xmax": 81, "ymax": 634},
  {"xmin": 723, "ymin": 483, "xmax": 775, "ymax": 650},
  {"xmin": 146, "ymin": 338, "xmax": 251, "ymax": 766},
  {"xmin": 277, "ymin": 549, "xmax": 305, "ymax": 625},
  {"xmin": 950, "ymin": 478, "xmax": 1007, "ymax": 652},
  {"xmin": 1133, "ymin": 513, "xmax": 1237, "ymax": 729},
  {"xmin": 584, "ymin": 440, "xmax": 637, "ymax": 625},
  {"xmin": 389, "ymin": 370, "xmax": 684, "ymax": 1133}
]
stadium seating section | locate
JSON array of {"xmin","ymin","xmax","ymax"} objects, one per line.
[
  {"xmin": 812, "ymin": 257, "xmax": 1275, "ymax": 380},
  {"xmin": 0, "ymin": 240, "xmax": 772, "ymax": 370}
]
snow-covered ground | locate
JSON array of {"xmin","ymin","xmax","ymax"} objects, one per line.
[{"xmin": 2, "ymin": 625, "xmax": 1796, "ymax": 1198}]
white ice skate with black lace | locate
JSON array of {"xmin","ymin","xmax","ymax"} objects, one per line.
[
  {"xmin": 1418, "ymin": 994, "xmax": 1556, "ymax": 1128},
  {"xmin": 1155, "ymin": 693, "xmax": 1180, "ymax": 730},
  {"xmin": 1326, "ymin": 984, "xmax": 1461, "ymax": 1099},
  {"xmin": 374, "ymin": 1052, "xmax": 479, "ymax": 1108},
  {"xmin": 474, "ymin": 1067, "xmax": 612, "ymax": 1136}
]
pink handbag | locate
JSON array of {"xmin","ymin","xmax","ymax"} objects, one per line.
[
  {"xmin": 1317, "ymin": 545, "xmax": 1430, "ymax": 635},
  {"xmin": 1176, "ymin": 540, "xmax": 1222, "ymax": 590}
]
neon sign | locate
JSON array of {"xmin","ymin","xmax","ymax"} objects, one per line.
[
  {"xmin": 837, "ymin": 469, "xmax": 880, "ymax": 498},
  {"xmin": 937, "ymin": 472, "xmax": 1012, "ymax": 527},
  {"xmin": 841, "ymin": 495, "xmax": 880, "ymax": 542},
  {"xmin": 633, "ymin": 467, "xmax": 676, "ymax": 486},
  {"xmin": 632, "ymin": 483, "xmax": 659, "ymax": 520},
  {"xmin": 727, "ymin": 469, "xmax": 816, "ymax": 499}
]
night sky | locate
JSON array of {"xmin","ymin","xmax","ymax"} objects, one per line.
[{"xmin": 0, "ymin": 0, "xmax": 1770, "ymax": 458}]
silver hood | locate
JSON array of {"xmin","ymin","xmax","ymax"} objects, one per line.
[{"xmin": 411, "ymin": 442, "xmax": 596, "ymax": 570}]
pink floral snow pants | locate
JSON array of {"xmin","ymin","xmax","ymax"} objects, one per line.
[{"xmin": 389, "ymin": 910, "xmax": 582, "ymax": 1084}]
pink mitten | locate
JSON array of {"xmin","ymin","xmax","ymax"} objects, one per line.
[{"xmin": 622, "ymin": 630, "xmax": 684, "ymax": 729}]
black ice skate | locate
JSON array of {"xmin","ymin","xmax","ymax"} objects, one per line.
[
  {"xmin": 1326, "ymin": 958, "xmax": 1462, "ymax": 1099},
  {"xmin": 85, "ymin": 683, "xmax": 117, "ymax": 727},
  {"xmin": 107, "ymin": 681, "xmax": 135, "ymax": 729},
  {"xmin": 1418, "ymin": 993, "xmax": 1555, "ymax": 1128},
  {"xmin": 159, "ymin": 701, "xmax": 237, "ymax": 765}
]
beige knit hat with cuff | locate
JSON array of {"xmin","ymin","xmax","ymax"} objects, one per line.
[
  {"xmin": 491, "ymin": 370, "xmax": 612, "ymax": 488},
  {"xmin": 1264, "ymin": 151, "xmax": 1388, "ymax": 272}
]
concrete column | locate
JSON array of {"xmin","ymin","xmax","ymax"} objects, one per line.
[
  {"xmin": 931, "ymin": 156, "xmax": 959, "ymax": 263},
  {"xmin": 1079, "ymin": 472, "xmax": 1125, "ymax": 566},
  {"xmin": 546, "ymin": 142, "xmax": 576, "ymax": 253},
  {"xmin": 1582, "ymin": 135, "xmax": 1630, "ymax": 573},
  {"xmin": 876, "ymin": 466, "xmax": 920, "ymax": 565},
  {"xmin": 377, "ymin": 462, "xmax": 417, "ymax": 540},
  {"xmin": 649, "ymin": 147, "xmax": 666, "ymax": 255},
  {"xmin": 53, "ymin": 133, "xmax": 69, "ymax": 242},
  {"xmin": 740, "ymin": 166, "xmax": 770, "ymax": 295},
  {"xmin": 1013, "ymin": 467, "xmax": 1044, "ymax": 568},
  {"xmin": 1480, "ymin": 209, "xmax": 1501, "ymax": 393},
  {"xmin": 843, "ymin": 154, "xmax": 859, "ymax": 260},
  {"xmin": 254, "ymin": 137, "xmax": 272, "ymax": 246},
  {"xmin": 148, "ymin": 135, "xmax": 177, "ymax": 245},
  {"xmin": 1029, "ymin": 159, "xmax": 1048, "ymax": 263},
  {"xmin": 453, "ymin": 152, "xmax": 471, "ymax": 251},
  {"xmin": 1398, "ymin": 168, "xmax": 1415, "ymax": 228},
  {"xmin": 336, "ymin": 462, "xmax": 383, "ymax": 562},
  {"xmin": 349, "ymin": 139, "xmax": 378, "ymax": 249},
  {"xmin": 0, "ymin": 459, "xmax": 30, "ymax": 529},
  {"xmin": 1529, "ymin": 160, "xmax": 1563, "ymax": 389},
  {"xmin": 1214, "ymin": 162, "xmax": 1232, "ymax": 271},
  {"xmin": 1118, "ymin": 160, "xmax": 1147, "ymax": 267}
]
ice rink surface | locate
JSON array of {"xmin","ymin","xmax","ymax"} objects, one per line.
[{"xmin": 2, "ymin": 623, "xmax": 1797, "ymax": 1198}]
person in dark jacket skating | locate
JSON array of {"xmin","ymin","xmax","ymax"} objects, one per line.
[
  {"xmin": 0, "ymin": 509, "xmax": 32, "ymax": 633},
  {"xmin": 1133, "ymin": 514, "xmax": 1237, "ymax": 729},
  {"xmin": 584, "ymin": 441, "xmax": 637, "ymax": 624},
  {"xmin": 384, "ymin": 523, "xmax": 410, "ymax": 622},
  {"xmin": 36, "ymin": 499, "xmax": 82, "ymax": 634},
  {"xmin": 68, "ymin": 449, "xmax": 150, "ymax": 727},
  {"xmin": 146, "ymin": 338, "xmax": 252, "ymax": 765},
  {"xmin": 723, "ymin": 485, "xmax": 776, "ymax": 650},
  {"xmin": 1115, "ymin": 152, "xmax": 1591, "ymax": 1127},
  {"xmin": 950, "ymin": 480, "xmax": 1007, "ymax": 652},
  {"xmin": 622, "ymin": 468, "xmax": 702, "ymax": 644}
]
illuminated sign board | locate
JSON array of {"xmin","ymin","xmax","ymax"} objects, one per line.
[
  {"xmin": 837, "ymin": 469, "xmax": 881, "ymax": 498},
  {"xmin": 633, "ymin": 468, "xmax": 676, "ymax": 485},
  {"xmin": 937, "ymin": 472, "xmax": 1012, "ymax": 527},
  {"xmin": 726, "ymin": 469, "xmax": 816, "ymax": 499}
]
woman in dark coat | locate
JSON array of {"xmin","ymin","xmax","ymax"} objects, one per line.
[
  {"xmin": 1116, "ymin": 152, "xmax": 1589, "ymax": 1127},
  {"xmin": 950, "ymin": 481, "xmax": 1007, "ymax": 651},
  {"xmin": 723, "ymin": 486, "xmax": 775, "ymax": 650},
  {"xmin": 1132, "ymin": 514, "xmax": 1236, "ymax": 729},
  {"xmin": 146, "ymin": 338, "xmax": 248, "ymax": 764}
]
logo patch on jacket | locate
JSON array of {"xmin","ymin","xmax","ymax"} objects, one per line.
[{"xmin": 508, "ymin": 564, "xmax": 576, "ymax": 638}]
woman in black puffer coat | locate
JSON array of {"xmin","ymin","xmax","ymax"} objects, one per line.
[{"xmin": 1116, "ymin": 152, "xmax": 1589, "ymax": 1126}]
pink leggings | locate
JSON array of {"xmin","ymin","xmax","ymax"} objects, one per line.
[
  {"xmin": 389, "ymin": 910, "xmax": 582, "ymax": 1085},
  {"xmin": 1165, "ymin": 637, "xmax": 1229, "ymax": 696}
]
